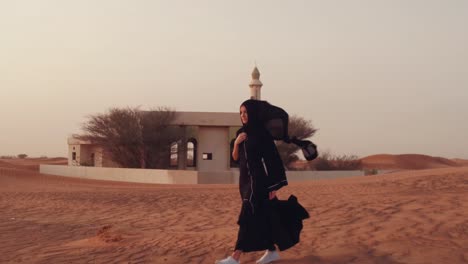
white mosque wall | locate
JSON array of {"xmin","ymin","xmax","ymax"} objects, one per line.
[
  {"xmin": 40, "ymin": 165, "xmax": 198, "ymax": 184},
  {"xmin": 197, "ymin": 127, "xmax": 230, "ymax": 171},
  {"xmin": 198, "ymin": 171, "xmax": 239, "ymax": 184},
  {"xmin": 40, "ymin": 165, "xmax": 390, "ymax": 184}
]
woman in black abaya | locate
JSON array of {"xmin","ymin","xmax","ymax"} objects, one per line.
[{"xmin": 215, "ymin": 99, "xmax": 308, "ymax": 264}]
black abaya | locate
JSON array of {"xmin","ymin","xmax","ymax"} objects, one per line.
[{"xmin": 233, "ymin": 100, "xmax": 309, "ymax": 252}]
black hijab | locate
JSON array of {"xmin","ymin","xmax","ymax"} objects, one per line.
[
  {"xmin": 240, "ymin": 99, "xmax": 288, "ymax": 140},
  {"xmin": 240, "ymin": 99, "xmax": 269, "ymax": 137},
  {"xmin": 239, "ymin": 99, "xmax": 318, "ymax": 161}
]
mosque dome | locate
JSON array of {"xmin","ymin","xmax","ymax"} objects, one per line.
[{"xmin": 251, "ymin": 67, "xmax": 260, "ymax": 80}]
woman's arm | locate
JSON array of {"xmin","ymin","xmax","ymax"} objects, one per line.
[
  {"xmin": 232, "ymin": 132, "xmax": 247, "ymax": 161},
  {"xmin": 232, "ymin": 142, "xmax": 239, "ymax": 161}
]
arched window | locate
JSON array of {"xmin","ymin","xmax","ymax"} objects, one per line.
[
  {"xmin": 187, "ymin": 138, "xmax": 197, "ymax": 167},
  {"xmin": 230, "ymin": 138, "xmax": 239, "ymax": 168},
  {"xmin": 170, "ymin": 142, "xmax": 178, "ymax": 167}
]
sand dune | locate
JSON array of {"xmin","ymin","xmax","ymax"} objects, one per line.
[
  {"xmin": 0, "ymin": 158, "xmax": 67, "ymax": 171},
  {"xmin": 360, "ymin": 154, "xmax": 463, "ymax": 170},
  {"xmin": 1, "ymin": 159, "xmax": 468, "ymax": 263},
  {"xmin": 453, "ymin": 158, "xmax": 468, "ymax": 166},
  {"xmin": 291, "ymin": 153, "xmax": 467, "ymax": 171}
]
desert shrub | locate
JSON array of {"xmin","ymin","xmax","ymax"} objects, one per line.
[
  {"xmin": 314, "ymin": 151, "xmax": 361, "ymax": 170},
  {"xmin": 364, "ymin": 168, "xmax": 379, "ymax": 175}
]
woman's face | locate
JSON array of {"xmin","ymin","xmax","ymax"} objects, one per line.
[{"xmin": 240, "ymin": 105, "xmax": 248, "ymax": 124}]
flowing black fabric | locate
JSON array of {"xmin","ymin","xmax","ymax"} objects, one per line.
[
  {"xmin": 269, "ymin": 195, "xmax": 310, "ymax": 251},
  {"xmin": 234, "ymin": 99, "xmax": 309, "ymax": 252},
  {"xmin": 235, "ymin": 196, "xmax": 310, "ymax": 252}
]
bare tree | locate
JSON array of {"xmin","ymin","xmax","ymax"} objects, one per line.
[
  {"xmin": 79, "ymin": 107, "xmax": 182, "ymax": 169},
  {"xmin": 140, "ymin": 108, "xmax": 184, "ymax": 169},
  {"xmin": 276, "ymin": 115, "xmax": 317, "ymax": 169},
  {"xmin": 80, "ymin": 107, "xmax": 143, "ymax": 168}
]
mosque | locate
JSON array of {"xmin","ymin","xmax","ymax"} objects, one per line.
[
  {"xmin": 46, "ymin": 69, "xmax": 367, "ymax": 184},
  {"xmin": 67, "ymin": 67, "xmax": 264, "ymax": 172}
]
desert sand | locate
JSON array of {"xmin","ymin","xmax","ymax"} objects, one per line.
[{"xmin": 1, "ymin": 158, "xmax": 468, "ymax": 264}]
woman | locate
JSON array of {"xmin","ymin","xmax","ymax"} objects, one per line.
[{"xmin": 215, "ymin": 99, "xmax": 289, "ymax": 264}]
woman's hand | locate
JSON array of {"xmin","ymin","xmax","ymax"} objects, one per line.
[
  {"xmin": 269, "ymin": 190, "xmax": 277, "ymax": 200},
  {"xmin": 234, "ymin": 132, "xmax": 247, "ymax": 145}
]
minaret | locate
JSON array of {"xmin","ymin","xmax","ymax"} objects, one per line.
[{"xmin": 249, "ymin": 66, "xmax": 263, "ymax": 100}]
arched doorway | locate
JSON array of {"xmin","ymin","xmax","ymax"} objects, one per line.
[{"xmin": 187, "ymin": 138, "xmax": 197, "ymax": 167}]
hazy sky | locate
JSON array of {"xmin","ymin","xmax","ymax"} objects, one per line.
[{"xmin": 1, "ymin": 0, "xmax": 467, "ymax": 158}]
